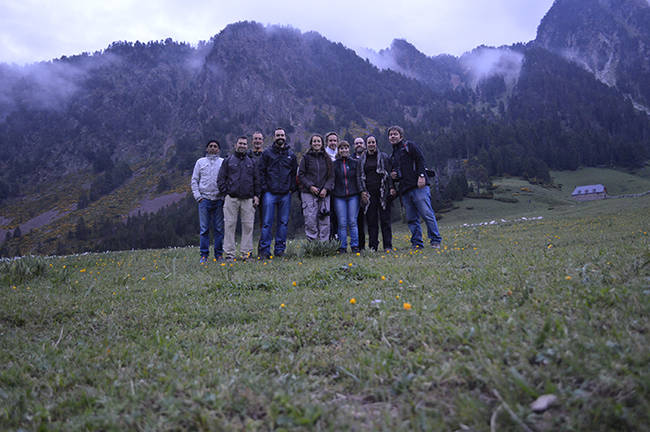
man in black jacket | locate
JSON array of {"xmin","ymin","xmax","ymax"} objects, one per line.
[
  {"xmin": 257, "ymin": 128, "xmax": 298, "ymax": 258},
  {"xmin": 218, "ymin": 136, "xmax": 260, "ymax": 261},
  {"xmin": 389, "ymin": 125, "xmax": 442, "ymax": 249},
  {"xmin": 249, "ymin": 131, "xmax": 265, "ymax": 231}
]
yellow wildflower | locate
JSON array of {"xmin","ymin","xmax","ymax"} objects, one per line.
[{"xmin": 403, "ymin": 302, "xmax": 412, "ymax": 310}]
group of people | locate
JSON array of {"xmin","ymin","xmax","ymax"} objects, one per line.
[{"xmin": 190, "ymin": 125, "xmax": 442, "ymax": 264}]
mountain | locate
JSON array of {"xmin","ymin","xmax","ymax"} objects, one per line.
[
  {"xmin": 535, "ymin": 0, "xmax": 650, "ymax": 112},
  {"xmin": 1, "ymin": 1, "xmax": 649, "ymax": 256},
  {"xmin": 366, "ymin": 39, "xmax": 467, "ymax": 93}
]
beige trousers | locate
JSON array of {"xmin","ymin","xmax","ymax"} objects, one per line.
[{"xmin": 223, "ymin": 195, "xmax": 255, "ymax": 259}]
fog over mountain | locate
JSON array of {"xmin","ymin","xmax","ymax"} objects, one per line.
[{"xmin": 459, "ymin": 47, "xmax": 524, "ymax": 89}]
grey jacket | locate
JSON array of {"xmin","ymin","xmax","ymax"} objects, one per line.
[
  {"xmin": 191, "ymin": 155, "xmax": 224, "ymax": 201},
  {"xmin": 297, "ymin": 149, "xmax": 334, "ymax": 194}
]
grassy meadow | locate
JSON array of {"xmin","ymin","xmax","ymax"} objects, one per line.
[{"xmin": 1, "ymin": 181, "xmax": 649, "ymax": 430}]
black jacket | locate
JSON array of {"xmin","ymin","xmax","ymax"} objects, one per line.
[
  {"xmin": 360, "ymin": 151, "xmax": 394, "ymax": 209},
  {"xmin": 259, "ymin": 143, "xmax": 298, "ymax": 194},
  {"xmin": 332, "ymin": 157, "xmax": 365, "ymax": 198},
  {"xmin": 217, "ymin": 152, "xmax": 260, "ymax": 199},
  {"xmin": 297, "ymin": 149, "xmax": 334, "ymax": 193},
  {"xmin": 390, "ymin": 140, "xmax": 428, "ymax": 195}
]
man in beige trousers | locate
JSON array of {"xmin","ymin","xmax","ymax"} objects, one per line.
[{"xmin": 217, "ymin": 136, "xmax": 260, "ymax": 261}]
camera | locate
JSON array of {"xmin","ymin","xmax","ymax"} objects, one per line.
[{"xmin": 318, "ymin": 207, "xmax": 330, "ymax": 220}]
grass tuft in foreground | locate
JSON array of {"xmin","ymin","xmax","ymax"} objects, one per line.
[{"xmin": 1, "ymin": 196, "xmax": 649, "ymax": 430}]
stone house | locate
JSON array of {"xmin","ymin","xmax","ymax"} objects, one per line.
[{"xmin": 571, "ymin": 184, "xmax": 607, "ymax": 201}]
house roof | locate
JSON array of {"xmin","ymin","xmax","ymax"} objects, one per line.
[{"xmin": 572, "ymin": 184, "xmax": 606, "ymax": 195}]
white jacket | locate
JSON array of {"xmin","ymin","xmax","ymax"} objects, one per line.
[{"xmin": 191, "ymin": 155, "xmax": 224, "ymax": 201}]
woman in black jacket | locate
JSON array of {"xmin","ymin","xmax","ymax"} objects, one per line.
[
  {"xmin": 298, "ymin": 134, "xmax": 334, "ymax": 241},
  {"xmin": 332, "ymin": 141, "xmax": 367, "ymax": 253}
]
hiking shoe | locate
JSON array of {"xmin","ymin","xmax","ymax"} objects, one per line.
[
  {"xmin": 431, "ymin": 243, "xmax": 441, "ymax": 249},
  {"xmin": 199, "ymin": 256, "xmax": 208, "ymax": 264}
]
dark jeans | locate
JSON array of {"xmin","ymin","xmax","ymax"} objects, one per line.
[
  {"xmin": 334, "ymin": 195, "xmax": 360, "ymax": 250},
  {"xmin": 366, "ymin": 188, "xmax": 392, "ymax": 250},
  {"xmin": 198, "ymin": 198, "xmax": 224, "ymax": 258},
  {"xmin": 259, "ymin": 191, "xmax": 291, "ymax": 256}
]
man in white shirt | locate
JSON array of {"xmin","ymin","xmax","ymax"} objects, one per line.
[{"xmin": 191, "ymin": 139, "xmax": 225, "ymax": 263}]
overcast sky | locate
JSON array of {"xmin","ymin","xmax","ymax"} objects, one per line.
[{"xmin": 0, "ymin": 0, "xmax": 556, "ymax": 65}]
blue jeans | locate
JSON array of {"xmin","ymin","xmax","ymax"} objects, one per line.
[
  {"xmin": 259, "ymin": 192, "xmax": 291, "ymax": 256},
  {"xmin": 334, "ymin": 195, "xmax": 360, "ymax": 250},
  {"xmin": 402, "ymin": 186, "xmax": 442, "ymax": 247},
  {"xmin": 198, "ymin": 198, "xmax": 224, "ymax": 258}
]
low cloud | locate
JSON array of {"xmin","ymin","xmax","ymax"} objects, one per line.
[
  {"xmin": 460, "ymin": 47, "xmax": 524, "ymax": 88},
  {"xmin": 0, "ymin": 54, "xmax": 119, "ymax": 120},
  {"xmin": 355, "ymin": 47, "xmax": 412, "ymax": 77}
]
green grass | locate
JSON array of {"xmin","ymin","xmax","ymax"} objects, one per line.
[
  {"xmin": 551, "ymin": 167, "xmax": 650, "ymax": 196},
  {"xmin": 441, "ymin": 177, "xmax": 574, "ymax": 226},
  {"xmin": 441, "ymin": 166, "xmax": 650, "ymax": 227},
  {"xmin": 1, "ymin": 195, "xmax": 649, "ymax": 430}
]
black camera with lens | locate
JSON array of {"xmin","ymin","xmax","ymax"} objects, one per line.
[{"xmin": 318, "ymin": 207, "xmax": 330, "ymax": 220}]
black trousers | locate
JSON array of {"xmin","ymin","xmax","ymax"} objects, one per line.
[
  {"xmin": 366, "ymin": 188, "xmax": 392, "ymax": 250},
  {"xmin": 357, "ymin": 205, "xmax": 366, "ymax": 250},
  {"xmin": 329, "ymin": 195, "xmax": 338, "ymax": 241}
]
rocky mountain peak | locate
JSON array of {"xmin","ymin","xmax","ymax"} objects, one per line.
[{"xmin": 535, "ymin": 0, "xmax": 650, "ymax": 111}]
